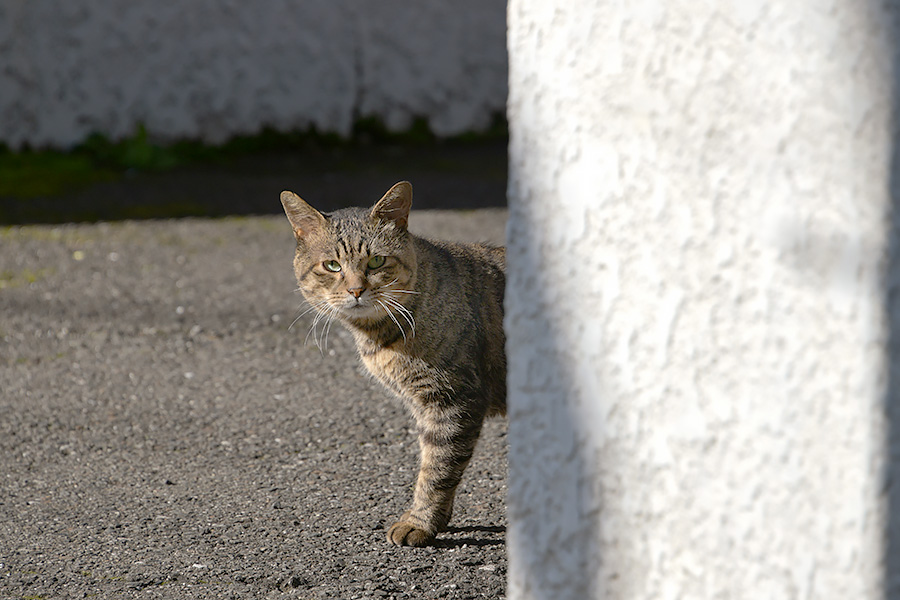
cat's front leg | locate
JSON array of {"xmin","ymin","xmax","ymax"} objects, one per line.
[{"xmin": 387, "ymin": 414, "xmax": 484, "ymax": 547}]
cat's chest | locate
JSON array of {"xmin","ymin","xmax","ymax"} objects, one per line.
[{"xmin": 358, "ymin": 344, "xmax": 450, "ymax": 403}]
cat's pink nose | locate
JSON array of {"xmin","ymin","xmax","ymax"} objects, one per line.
[{"xmin": 348, "ymin": 287, "xmax": 364, "ymax": 299}]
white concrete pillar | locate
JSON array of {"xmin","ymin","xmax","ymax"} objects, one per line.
[{"xmin": 505, "ymin": 1, "xmax": 893, "ymax": 598}]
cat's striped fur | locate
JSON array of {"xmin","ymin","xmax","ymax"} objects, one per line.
[{"xmin": 280, "ymin": 181, "xmax": 506, "ymax": 547}]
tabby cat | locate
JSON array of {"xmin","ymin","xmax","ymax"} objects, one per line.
[{"xmin": 280, "ymin": 181, "xmax": 506, "ymax": 547}]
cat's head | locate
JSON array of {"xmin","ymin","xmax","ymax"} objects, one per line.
[{"xmin": 280, "ymin": 181, "xmax": 417, "ymax": 329}]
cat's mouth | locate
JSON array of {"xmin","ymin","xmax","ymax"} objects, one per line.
[
  {"xmin": 342, "ymin": 296, "xmax": 366, "ymax": 309},
  {"xmin": 339, "ymin": 299, "xmax": 379, "ymax": 318}
]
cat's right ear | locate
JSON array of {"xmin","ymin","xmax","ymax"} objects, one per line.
[{"xmin": 281, "ymin": 191, "xmax": 326, "ymax": 239}]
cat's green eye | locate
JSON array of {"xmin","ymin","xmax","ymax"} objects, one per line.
[
  {"xmin": 367, "ymin": 256, "xmax": 386, "ymax": 269},
  {"xmin": 323, "ymin": 260, "xmax": 342, "ymax": 272}
]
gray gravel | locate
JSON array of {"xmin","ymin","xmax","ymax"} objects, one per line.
[{"xmin": 0, "ymin": 210, "xmax": 508, "ymax": 599}]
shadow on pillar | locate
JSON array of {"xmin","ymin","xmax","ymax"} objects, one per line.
[
  {"xmin": 885, "ymin": 1, "xmax": 900, "ymax": 597},
  {"xmin": 506, "ymin": 205, "xmax": 610, "ymax": 600}
]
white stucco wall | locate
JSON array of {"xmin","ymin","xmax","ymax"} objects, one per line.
[
  {"xmin": 0, "ymin": 0, "xmax": 506, "ymax": 149},
  {"xmin": 506, "ymin": 1, "xmax": 892, "ymax": 598}
]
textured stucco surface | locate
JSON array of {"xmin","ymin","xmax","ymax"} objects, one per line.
[
  {"xmin": 0, "ymin": 0, "xmax": 506, "ymax": 149},
  {"xmin": 506, "ymin": 1, "xmax": 892, "ymax": 598}
]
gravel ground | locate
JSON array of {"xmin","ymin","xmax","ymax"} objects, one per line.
[{"xmin": 0, "ymin": 209, "xmax": 508, "ymax": 599}]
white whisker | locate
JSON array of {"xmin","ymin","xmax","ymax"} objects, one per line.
[
  {"xmin": 322, "ymin": 305, "xmax": 340, "ymax": 351},
  {"xmin": 290, "ymin": 299, "xmax": 329, "ymax": 331},
  {"xmin": 314, "ymin": 309, "xmax": 327, "ymax": 350},
  {"xmin": 393, "ymin": 307, "xmax": 416, "ymax": 337},
  {"xmin": 376, "ymin": 299, "xmax": 407, "ymax": 343},
  {"xmin": 381, "ymin": 295, "xmax": 416, "ymax": 337},
  {"xmin": 305, "ymin": 300, "xmax": 336, "ymax": 349},
  {"xmin": 305, "ymin": 313, "xmax": 323, "ymax": 347},
  {"xmin": 382, "ymin": 277, "xmax": 420, "ymax": 295}
]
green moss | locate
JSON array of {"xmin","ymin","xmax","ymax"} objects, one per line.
[
  {"xmin": 0, "ymin": 151, "xmax": 117, "ymax": 198},
  {"xmin": 2, "ymin": 115, "xmax": 506, "ymax": 197},
  {"xmin": 79, "ymin": 125, "xmax": 184, "ymax": 171},
  {"xmin": 0, "ymin": 115, "xmax": 507, "ymax": 222}
]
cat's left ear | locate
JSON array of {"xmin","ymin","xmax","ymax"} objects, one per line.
[
  {"xmin": 371, "ymin": 181, "xmax": 412, "ymax": 230},
  {"xmin": 281, "ymin": 190, "xmax": 326, "ymax": 239}
]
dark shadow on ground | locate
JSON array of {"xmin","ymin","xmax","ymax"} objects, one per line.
[
  {"xmin": 0, "ymin": 140, "xmax": 507, "ymax": 224},
  {"xmin": 444, "ymin": 525, "xmax": 506, "ymax": 534},
  {"xmin": 434, "ymin": 525, "xmax": 506, "ymax": 548}
]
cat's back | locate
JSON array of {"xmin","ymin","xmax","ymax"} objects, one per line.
[
  {"xmin": 463, "ymin": 242, "xmax": 506, "ymax": 273},
  {"xmin": 412, "ymin": 236, "xmax": 505, "ymax": 308},
  {"xmin": 415, "ymin": 236, "xmax": 504, "ymax": 275}
]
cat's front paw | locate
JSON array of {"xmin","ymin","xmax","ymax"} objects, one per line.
[{"xmin": 387, "ymin": 520, "xmax": 434, "ymax": 547}]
